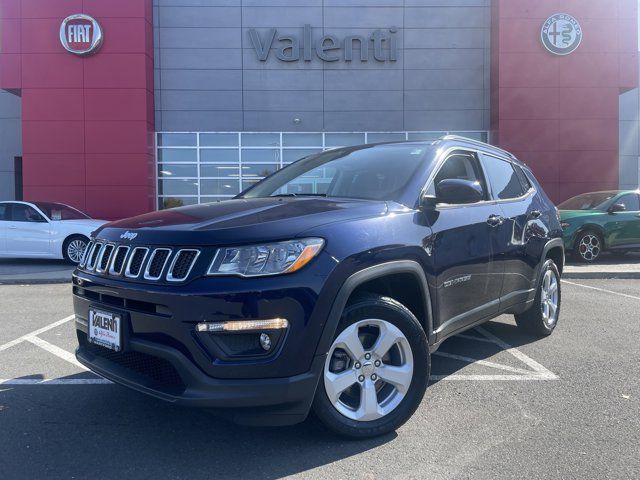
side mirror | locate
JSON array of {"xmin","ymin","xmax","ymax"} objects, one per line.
[
  {"xmin": 608, "ymin": 203, "xmax": 626, "ymax": 213},
  {"xmin": 435, "ymin": 179, "xmax": 484, "ymax": 205},
  {"xmin": 419, "ymin": 194, "xmax": 438, "ymax": 210}
]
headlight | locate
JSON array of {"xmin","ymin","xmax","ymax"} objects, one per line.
[
  {"xmin": 207, "ymin": 238, "xmax": 324, "ymax": 277},
  {"xmin": 560, "ymin": 222, "xmax": 570, "ymax": 229}
]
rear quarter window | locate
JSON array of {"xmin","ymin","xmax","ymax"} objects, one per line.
[
  {"xmin": 0, "ymin": 204, "xmax": 9, "ymax": 221},
  {"xmin": 482, "ymin": 156, "xmax": 526, "ymax": 200}
]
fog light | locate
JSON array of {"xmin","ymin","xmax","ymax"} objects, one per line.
[
  {"xmin": 196, "ymin": 318, "xmax": 288, "ymax": 333},
  {"xmin": 259, "ymin": 333, "xmax": 272, "ymax": 351}
]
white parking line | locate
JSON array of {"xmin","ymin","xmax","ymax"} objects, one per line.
[
  {"xmin": 433, "ymin": 351, "xmax": 535, "ymax": 375},
  {"xmin": 562, "ymin": 279, "xmax": 640, "ymax": 301},
  {"xmin": 432, "ymin": 326, "xmax": 558, "ymax": 381},
  {"xmin": 0, "ymin": 314, "xmax": 75, "ymax": 352},
  {"xmin": 26, "ymin": 336, "xmax": 86, "ymax": 370},
  {"xmin": 0, "ymin": 314, "xmax": 558, "ymax": 385}
]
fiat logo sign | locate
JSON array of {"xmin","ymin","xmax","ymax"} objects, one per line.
[{"xmin": 59, "ymin": 14, "xmax": 103, "ymax": 56}]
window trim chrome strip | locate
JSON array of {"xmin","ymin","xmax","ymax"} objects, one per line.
[
  {"xmin": 166, "ymin": 249, "xmax": 200, "ymax": 282},
  {"xmin": 143, "ymin": 248, "xmax": 172, "ymax": 281},
  {"xmin": 124, "ymin": 247, "xmax": 149, "ymax": 278}
]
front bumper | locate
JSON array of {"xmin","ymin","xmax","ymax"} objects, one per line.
[
  {"xmin": 76, "ymin": 316, "xmax": 325, "ymax": 425},
  {"xmin": 72, "ymin": 253, "xmax": 341, "ymax": 424}
]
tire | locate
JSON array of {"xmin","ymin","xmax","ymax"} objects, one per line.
[
  {"xmin": 312, "ymin": 294, "xmax": 430, "ymax": 439},
  {"xmin": 63, "ymin": 235, "xmax": 89, "ymax": 265},
  {"xmin": 574, "ymin": 230, "xmax": 603, "ymax": 263},
  {"xmin": 515, "ymin": 259, "xmax": 561, "ymax": 337}
]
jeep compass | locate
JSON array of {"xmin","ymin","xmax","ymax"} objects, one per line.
[{"xmin": 73, "ymin": 135, "xmax": 564, "ymax": 438}]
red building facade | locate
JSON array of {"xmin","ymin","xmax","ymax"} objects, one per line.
[{"xmin": 0, "ymin": 0, "xmax": 637, "ymax": 218}]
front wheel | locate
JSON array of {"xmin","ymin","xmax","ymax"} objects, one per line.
[
  {"xmin": 63, "ymin": 235, "xmax": 89, "ymax": 265},
  {"xmin": 312, "ymin": 294, "xmax": 430, "ymax": 438},
  {"xmin": 515, "ymin": 259, "xmax": 561, "ymax": 336}
]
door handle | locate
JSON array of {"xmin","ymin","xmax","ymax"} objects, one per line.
[
  {"xmin": 529, "ymin": 210, "xmax": 542, "ymax": 219},
  {"xmin": 8, "ymin": 225, "xmax": 17, "ymax": 229},
  {"xmin": 487, "ymin": 214, "xmax": 504, "ymax": 227}
]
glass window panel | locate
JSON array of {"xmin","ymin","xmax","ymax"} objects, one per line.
[
  {"xmin": 282, "ymin": 133, "xmax": 323, "ymax": 147},
  {"xmin": 200, "ymin": 133, "xmax": 239, "ymax": 147},
  {"xmin": 242, "ymin": 179, "xmax": 261, "ymax": 191},
  {"xmin": 157, "ymin": 133, "xmax": 196, "ymax": 147},
  {"xmin": 407, "ymin": 132, "xmax": 445, "ymax": 141},
  {"xmin": 482, "ymin": 157, "xmax": 524, "ymax": 200},
  {"xmin": 159, "ymin": 197, "xmax": 198, "ymax": 210},
  {"xmin": 200, "ymin": 149, "xmax": 239, "ymax": 163},
  {"xmin": 241, "ymin": 133, "xmax": 280, "ymax": 147},
  {"xmin": 201, "ymin": 179, "xmax": 240, "ymax": 196},
  {"xmin": 283, "ymin": 149, "xmax": 322, "ymax": 163},
  {"xmin": 201, "ymin": 164, "xmax": 240, "ymax": 178},
  {"xmin": 325, "ymin": 133, "xmax": 365, "ymax": 147},
  {"xmin": 158, "ymin": 179, "xmax": 198, "ymax": 196},
  {"xmin": 158, "ymin": 149, "xmax": 197, "ymax": 163},
  {"xmin": 367, "ymin": 133, "xmax": 406, "ymax": 143},
  {"xmin": 241, "ymin": 149, "xmax": 281, "ymax": 163},
  {"xmin": 242, "ymin": 164, "xmax": 279, "ymax": 178},
  {"xmin": 158, "ymin": 164, "xmax": 198, "ymax": 178}
]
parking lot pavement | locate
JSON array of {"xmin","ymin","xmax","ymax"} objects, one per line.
[{"xmin": 0, "ymin": 281, "xmax": 638, "ymax": 479}]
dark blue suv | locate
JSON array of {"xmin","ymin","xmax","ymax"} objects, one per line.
[{"xmin": 73, "ymin": 136, "xmax": 564, "ymax": 438}]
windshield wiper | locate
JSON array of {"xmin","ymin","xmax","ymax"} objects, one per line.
[{"xmin": 270, "ymin": 193, "xmax": 327, "ymax": 198}]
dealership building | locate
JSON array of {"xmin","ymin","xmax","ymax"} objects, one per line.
[{"xmin": 0, "ymin": 0, "xmax": 638, "ymax": 219}]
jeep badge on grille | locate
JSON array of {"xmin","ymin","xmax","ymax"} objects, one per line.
[{"xmin": 120, "ymin": 231, "xmax": 138, "ymax": 241}]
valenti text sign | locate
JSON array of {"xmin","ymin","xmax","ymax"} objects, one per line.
[{"xmin": 249, "ymin": 24, "xmax": 398, "ymax": 62}]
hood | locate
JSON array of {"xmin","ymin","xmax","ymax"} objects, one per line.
[
  {"xmin": 95, "ymin": 197, "xmax": 388, "ymax": 245},
  {"xmin": 559, "ymin": 209, "xmax": 604, "ymax": 221},
  {"xmin": 58, "ymin": 219, "xmax": 108, "ymax": 230}
]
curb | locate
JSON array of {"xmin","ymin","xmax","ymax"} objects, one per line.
[
  {"xmin": 563, "ymin": 272, "xmax": 640, "ymax": 280},
  {"xmin": 0, "ymin": 278, "xmax": 72, "ymax": 285}
]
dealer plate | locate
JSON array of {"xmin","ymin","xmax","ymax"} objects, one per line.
[{"xmin": 88, "ymin": 308, "xmax": 122, "ymax": 352}]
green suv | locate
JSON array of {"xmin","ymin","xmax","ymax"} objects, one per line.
[{"xmin": 558, "ymin": 190, "xmax": 640, "ymax": 262}]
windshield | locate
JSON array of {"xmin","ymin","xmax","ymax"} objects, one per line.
[
  {"xmin": 557, "ymin": 192, "xmax": 617, "ymax": 211},
  {"xmin": 34, "ymin": 202, "xmax": 90, "ymax": 220},
  {"xmin": 240, "ymin": 144, "xmax": 433, "ymax": 201}
]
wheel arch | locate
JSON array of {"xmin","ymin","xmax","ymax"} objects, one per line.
[
  {"xmin": 314, "ymin": 260, "xmax": 434, "ymax": 358},
  {"xmin": 572, "ymin": 224, "xmax": 606, "ymax": 250},
  {"xmin": 61, "ymin": 233, "xmax": 89, "ymax": 258}
]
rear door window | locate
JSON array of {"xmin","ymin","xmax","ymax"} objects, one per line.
[
  {"xmin": 481, "ymin": 156, "xmax": 526, "ymax": 200},
  {"xmin": 11, "ymin": 204, "xmax": 46, "ymax": 222}
]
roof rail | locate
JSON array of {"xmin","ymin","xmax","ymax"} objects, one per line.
[{"xmin": 440, "ymin": 134, "xmax": 517, "ymax": 160}]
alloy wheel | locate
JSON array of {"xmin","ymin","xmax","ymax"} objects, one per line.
[
  {"xmin": 578, "ymin": 234, "xmax": 600, "ymax": 261},
  {"xmin": 540, "ymin": 269, "xmax": 559, "ymax": 328},
  {"xmin": 67, "ymin": 239, "xmax": 88, "ymax": 264},
  {"xmin": 323, "ymin": 318, "xmax": 414, "ymax": 422}
]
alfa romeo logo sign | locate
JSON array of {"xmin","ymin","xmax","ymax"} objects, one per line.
[
  {"xmin": 59, "ymin": 14, "xmax": 103, "ymax": 56},
  {"xmin": 541, "ymin": 13, "xmax": 582, "ymax": 56}
]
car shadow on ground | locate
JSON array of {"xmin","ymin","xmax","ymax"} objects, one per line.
[
  {"xmin": 429, "ymin": 319, "xmax": 548, "ymax": 382},
  {"xmin": 1, "ymin": 373, "xmax": 395, "ymax": 479},
  {"xmin": 0, "ymin": 319, "xmax": 548, "ymax": 478}
]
